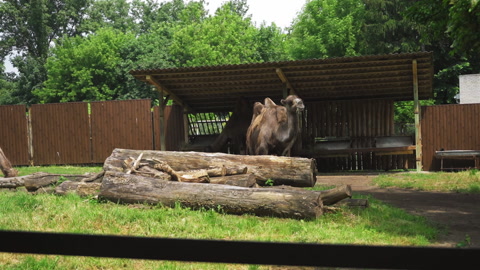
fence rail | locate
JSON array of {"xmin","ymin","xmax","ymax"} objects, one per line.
[{"xmin": 1, "ymin": 230, "xmax": 478, "ymax": 269}]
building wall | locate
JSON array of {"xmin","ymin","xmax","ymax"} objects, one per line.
[{"xmin": 459, "ymin": 74, "xmax": 480, "ymax": 104}]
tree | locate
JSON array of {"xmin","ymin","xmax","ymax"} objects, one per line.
[
  {"xmin": 405, "ymin": 0, "xmax": 480, "ymax": 104},
  {"xmin": 0, "ymin": 65, "xmax": 18, "ymax": 105},
  {"xmin": 286, "ymin": 0, "xmax": 365, "ymax": 59},
  {"xmin": 38, "ymin": 28, "xmax": 144, "ymax": 103},
  {"xmin": 170, "ymin": 0, "xmax": 265, "ymax": 67},
  {"xmin": 81, "ymin": 0, "xmax": 135, "ymax": 34},
  {"xmin": 0, "ymin": 0, "xmax": 90, "ymax": 105},
  {"xmin": 255, "ymin": 23, "xmax": 289, "ymax": 62},
  {"xmin": 0, "ymin": 0, "xmax": 90, "ymax": 60},
  {"xmin": 359, "ymin": 0, "xmax": 421, "ymax": 55}
]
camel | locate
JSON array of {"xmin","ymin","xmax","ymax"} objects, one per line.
[
  {"xmin": 246, "ymin": 95, "xmax": 304, "ymax": 156},
  {"xmin": 205, "ymin": 97, "xmax": 253, "ymax": 154}
]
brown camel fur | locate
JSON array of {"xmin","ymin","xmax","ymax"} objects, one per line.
[{"xmin": 246, "ymin": 95, "xmax": 304, "ymax": 156}]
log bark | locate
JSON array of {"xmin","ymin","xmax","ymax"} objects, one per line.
[
  {"xmin": 209, "ymin": 174, "xmax": 257, "ymax": 187},
  {"xmin": 99, "ymin": 171, "xmax": 323, "ymax": 219},
  {"xmin": 317, "ymin": 185, "xmax": 352, "ymax": 206},
  {"xmin": 0, "ymin": 175, "xmax": 30, "ymax": 188},
  {"xmin": 103, "ymin": 149, "xmax": 317, "ymax": 187},
  {"xmin": 55, "ymin": 181, "xmax": 102, "ymax": 197},
  {"xmin": 263, "ymin": 184, "xmax": 352, "ymax": 206},
  {"xmin": 23, "ymin": 172, "xmax": 104, "ymax": 192},
  {"xmin": 0, "ymin": 147, "xmax": 18, "ymax": 177},
  {"xmin": 334, "ymin": 198, "xmax": 369, "ymax": 208}
]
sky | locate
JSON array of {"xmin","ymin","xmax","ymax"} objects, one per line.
[{"xmin": 3, "ymin": 0, "xmax": 306, "ymax": 73}]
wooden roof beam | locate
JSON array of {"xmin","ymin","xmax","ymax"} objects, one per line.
[
  {"xmin": 276, "ymin": 68, "xmax": 298, "ymax": 96},
  {"xmin": 145, "ymin": 75, "xmax": 192, "ymax": 112}
]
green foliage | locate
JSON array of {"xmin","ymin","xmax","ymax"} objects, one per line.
[
  {"xmin": 0, "ymin": 65, "xmax": 18, "ymax": 105},
  {"xmin": 359, "ymin": 0, "xmax": 421, "ymax": 55},
  {"xmin": 170, "ymin": 1, "xmax": 262, "ymax": 67},
  {"xmin": 265, "ymin": 179, "xmax": 275, "ymax": 186},
  {"xmin": 445, "ymin": 0, "xmax": 480, "ymax": 58},
  {"xmin": 39, "ymin": 28, "xmax": 138, "ymax": 103},
  {"xmin": 0, "ymin": 0, "xmax": 90, "ymax": 60},
  {"xmin": 286, "ymin": 0, "xmax": 365, "ymax": 59},
  {"xmin": 405, "ymin": 0, "xmax": 480, "ymax": 105}
]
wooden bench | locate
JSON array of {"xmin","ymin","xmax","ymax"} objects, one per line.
[{"xmin": 435, "ymin": 150, "xmax": 480, "ymax": 171}]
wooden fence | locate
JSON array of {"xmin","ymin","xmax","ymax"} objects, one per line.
[
  {"xmin": 421, "ymin": 103, "xmax": 480, "ymax": 171},
  {"xmin": 2, "ymin": 99, "xmax": 480, "ymax": 171},
  {"xmin": 0, "ymin": 100, "xmax": 185, "ymax": 166}
]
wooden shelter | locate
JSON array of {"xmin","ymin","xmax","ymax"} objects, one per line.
[{"xmin": 130, "ymin": 52, "xmax": 434, "ymax": 171}]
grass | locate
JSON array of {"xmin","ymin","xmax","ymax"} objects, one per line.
[
  {"xmin": 15, "ymin": 165, "xmax": 103, "ymax": 176},
  {"xmin": 0, "ymin": 166, "xmax": 447, "ymax": 269},
  {"xmin": 373, "ymin": 169, "xmax": 480, "ymax": 193}
]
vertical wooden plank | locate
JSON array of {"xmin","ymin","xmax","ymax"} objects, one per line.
[
  {"xmin": 412, "ymin": 59, "xmax": 422, "ymax": 171},
  {"xmin": 0, "ymin": 105, "xmax": 29, "ymax": 165},
  {"xmin": 31, "ymin": 102, "xmax": 90, "ymax": 165},
  {"xmin": 91, "ymin": 99, "xmax": 153, "ymax": 163}
]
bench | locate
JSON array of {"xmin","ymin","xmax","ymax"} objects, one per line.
[
  {"xmin": 435, "ymin": 150, "xmax": 480, "ymax": 171},
  {"xmin": 308, "ymin": 136, "xmax": 415, "ymax": 158}
]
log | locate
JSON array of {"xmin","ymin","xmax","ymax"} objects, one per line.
[
  {"xmin": 23, "ymin": 172, "xmax": 104, "ymax": 192},
  {"xmin": 103, "ymin": 149, "xmax": 317, "ymax": 187},
  {"xmin": 209, "ymin": 174, "xmax": 257, "ymax": 187},
  {"xmin": 0, "ymin": 147, "xmax": 18, "ymax": 177},
  {"xmin": 99, "ymin": 171, "xmax": 323, "ymax": 219},
  {"xmin": 0, "ymin": 175, "xmax": 30, "ymax": 188},
  {"xmin": 263, "ymin": 184, "xmax": 352, "ymax": 206},
  {"xmin": 136, "ymin": 166, "xmax": 171, "ymax": 180},
  {"xmin": 317, "ymin": 185, "xmax": 352, "ymax": 206},
  {"xmin": 55, "ymin": 181, "xmax": 102, "ymax": 197},
  {"xmin": 334, "ymin": 198, "xmax": 369, "ymax": 208}
]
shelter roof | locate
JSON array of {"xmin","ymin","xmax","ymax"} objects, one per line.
[{"xmin": 130, "ymin": 52, "xmax": 433, "ymax": 112}]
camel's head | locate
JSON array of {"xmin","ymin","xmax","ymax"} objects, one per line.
[{"xmin": 281, "ymin": 95, "xmax": 304, "ymax": 113}]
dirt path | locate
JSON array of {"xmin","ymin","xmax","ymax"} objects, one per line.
[{"xmin": 315, "ymin": 174, "xmax": 480, "ymax": 248}]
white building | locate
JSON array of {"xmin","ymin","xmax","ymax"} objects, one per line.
[{"xmin": 459, "ymin": 74, "xmax": 480, "ymax": 104}]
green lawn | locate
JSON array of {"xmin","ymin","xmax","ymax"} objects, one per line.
[
  {"xmin": 0, "ymin": 166, "xmax": 452, "ymax": 269},
  {"xmin": 373, "ymin": 169, "xmax": 480, "ymax": 193}
]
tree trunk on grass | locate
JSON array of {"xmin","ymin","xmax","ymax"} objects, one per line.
[
  {"xmin": 103, "ymin": 148, "xmax": 317, "ymax": 187},
  {"xmin": 55, "ymin": 181, "xmax": 102, "ymax": 197},
  {"xmin": 99, "ymin": 171, "xmax": 323, "ymax": 219},
  {"xmin": 0, "ymin": 147, "xmax": 18, "ymax": 177},
  {"xmin": 264, "ymin": 184, "xmax": 353, "ymax": 206},
  {"xmin": 0, "ymin": 172, "xmax": 104, "ymax": 192}
]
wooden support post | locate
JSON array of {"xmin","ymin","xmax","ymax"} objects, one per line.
[
  {"xmin": 183, "ymin": 108, "xmax": 189, "ymax": 149},
  {"xmin": 158, "ymin": 89, "xmax": 166, "ymax": 151},
  {"xmin": 412, "ymin": 59, "xmax": 422, "ymax": 171}
]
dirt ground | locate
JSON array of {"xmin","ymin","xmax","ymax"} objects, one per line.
[{"xmin": 315, "ymin": 173, "xmax": 480, "ymax": 248}]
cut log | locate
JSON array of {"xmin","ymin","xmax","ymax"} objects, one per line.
[
  {"xmin": 55, "ymin": 181, "xmax": 102, "ymax": 197},
  {"xmin": 263, "ymin": 184, "xmax": 352, "ymax": 206},
  {"xmin": 0, "ymin": 175, "xmax": 30, "ymax": 188},
  {"xmin": 136, "ymin": 166, "xmax": 171, "ymax": 180},
  {"xmin": 104, "ymin": 149, "xmax": 317, "ymax": 187},
  {"xmin": 317, "ymin": 185, "xmax": 352, "ymax": 206},
  {"xmin": 334, "ymin": 198, "xmax": 369, "ymax": 208},
  {"xmin": 0, "ymin": 147, "xmax": 18, "ymax": 177},
  {"xmin": 209, "ymin": 174, "xmax": 257, "ymax": 187},
  {"xmin": 23, "ymin": 172, "xmax": 104, "ymax": 192},
  {"xmin": 99, "ymin": 171, "xmax": 323, "ymax": 219}
]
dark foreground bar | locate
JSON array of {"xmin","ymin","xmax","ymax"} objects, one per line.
[{"xmin": 1, "ymin": 230, "xmax": 479, "ymax": 269}]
